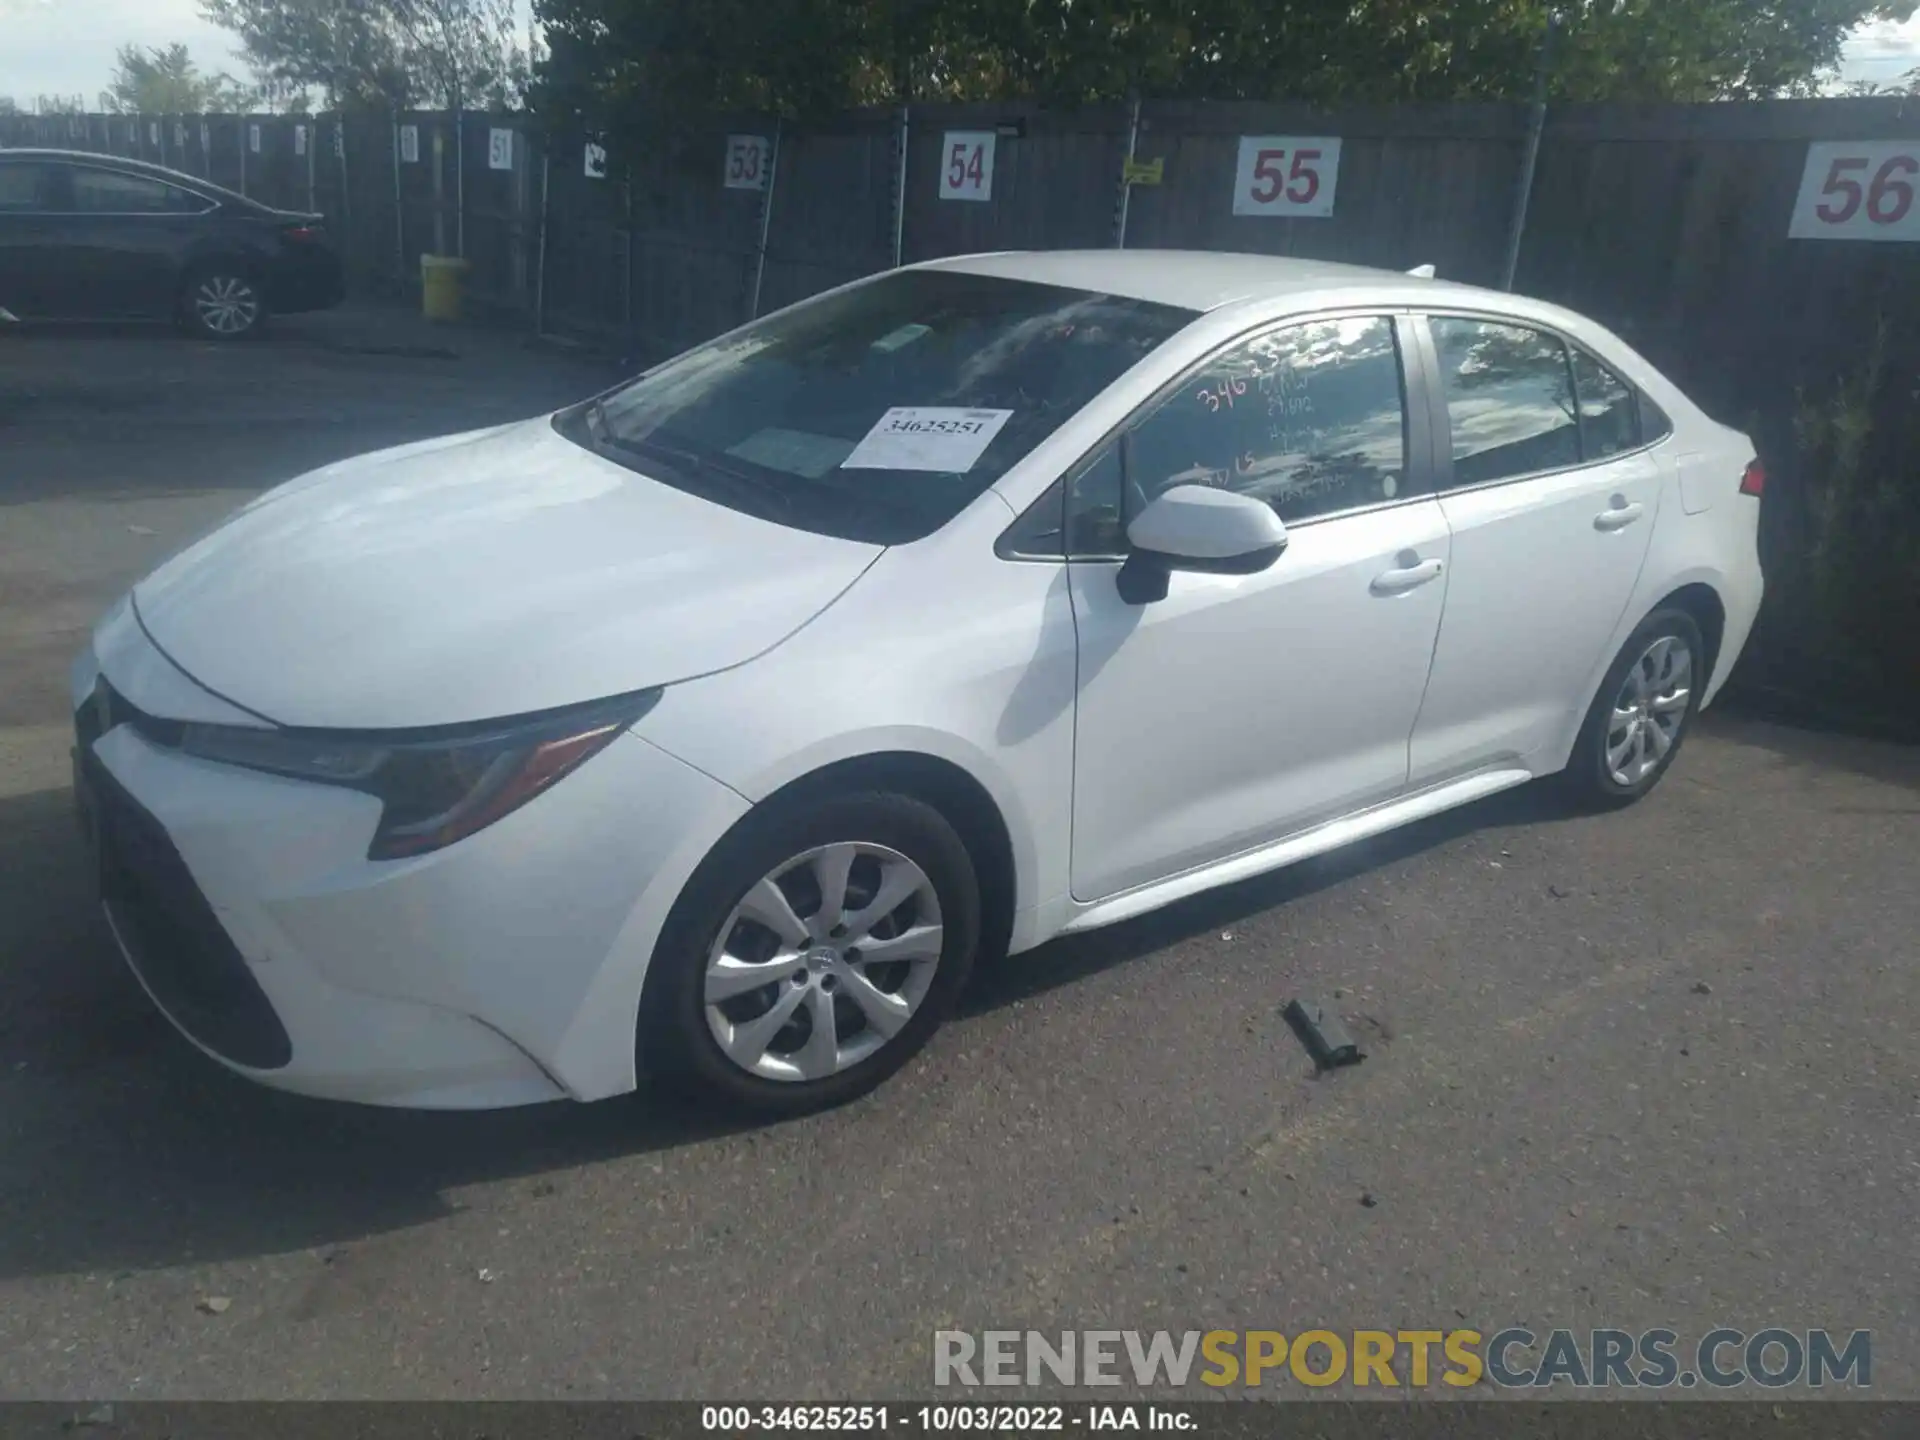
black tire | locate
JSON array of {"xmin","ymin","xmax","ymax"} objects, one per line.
[
  {"xmin": 179, "ymin": 264, "xmax": 267, "ymax": 340},
  {"xmin": 1563, "ymin": 606, "xmax": 1707, "ymax": 809},
  {"xmin": 640, "ymin": 791, "xmax": 980, "ymax": 1117}
]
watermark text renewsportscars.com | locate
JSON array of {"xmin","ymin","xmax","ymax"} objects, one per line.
[{"xmin": 933, "ymin": 1328, "xmax": 1872, "ymax": 1390}]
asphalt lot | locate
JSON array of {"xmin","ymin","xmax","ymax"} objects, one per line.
[{"xmin": 2, "ymin": 309, "xmax": 1917, "ymax": 1402}]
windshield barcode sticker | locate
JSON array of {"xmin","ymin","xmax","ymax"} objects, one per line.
[{"xmin": 841, "ymin": 407, "xmax": 1013, "ymax": 473}]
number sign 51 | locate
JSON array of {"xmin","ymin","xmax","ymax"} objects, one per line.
[
  {"xmin": 1233, "ymin": 136, "xmax": 1341, "ymax": 218},
  {"xmin": 1790, "ymin": 141, "xmax": 1920, "ymax": 242}
]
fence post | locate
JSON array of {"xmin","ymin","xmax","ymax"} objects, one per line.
[
  {"xmin": 335, "ymin": 117, "xmax": 352, "ymax": 286},
  {"xmin": 748, "ymin": 117, "xmax": 783, "ymax": 320},
  {"xmin": 432, "ymin": 125, "xmax": 447, "ymax": 256},
  {"xmin": 623, "ymin": 166, "xmax": 636, "ymax": 360},
  {"xmin": 1114, "ymin": 93, "xmax": 1142, "ymax": 249},
  {"xmin": 891, "ymin": 105, "xmax": 910, "ymax": 268},
  {"xmin": 392, "ymin": 116, "xmax": 405, "ymax": 289},
  {"xmin": 1501, "ymin": 10, "xmax": 1560, "ymax": 292},
  {"xmin": 534, "ymin": 148, "xmax": 550, "ymax": 337},
  {"xmin": 455, "ymin": 110, "xmax": 466, "ymax": 257}
]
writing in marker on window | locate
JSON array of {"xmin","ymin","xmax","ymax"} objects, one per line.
[{"xmin": 1133, "ymin": 316, "xmax": 1408, "ymax": 525}]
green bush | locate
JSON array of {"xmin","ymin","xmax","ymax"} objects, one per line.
[{"xmin": 1747, "ymin": 318, "xmax": 1920, "ymax": 727}]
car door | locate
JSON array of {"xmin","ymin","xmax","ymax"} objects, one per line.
[
  {"xmin": 1066, "ymin": 313, "xmax": 1452, "ymax": 903},
  {"xmin": 1406, "ymin": 314, "xmax": 1663, "ymax": 787},
  {"xmin": 50, "ymin": 165, "xmax": 211, "ymax": 318},
  {"xmin": 0, "ymin": 159, "xmax": 66, "ymax": 318}
]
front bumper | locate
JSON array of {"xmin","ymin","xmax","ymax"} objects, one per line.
[{"xmin": 72, "ymin": 639, "xmax": 749, "ymax": 1109}]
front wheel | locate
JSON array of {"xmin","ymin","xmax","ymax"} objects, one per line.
[
  {"xmin": 642, "ymin": 792, "xmax": 980, "ymax": 1116},
  {"xmin": 1563, "ymin": 607, "xmax": 1706, "ymax": 808},
  {"xmin": 181, "ymin": 267, "xmax": 265, "ymax": 339}
]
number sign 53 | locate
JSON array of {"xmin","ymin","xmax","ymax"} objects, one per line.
[
  {"xmin": 724, "ymin": 134, "xmax": 772, "ymax": 191},
  {"xmin": 1233, "ymin": 136, "xmax": 1341, "ymax": 218},
  {"xmin": 1790, "ymin": 142, "xmax": 1920, "ymax": 242}
]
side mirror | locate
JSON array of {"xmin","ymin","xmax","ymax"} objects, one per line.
[{"xmin": 1117, "ymin": 485, "xmax": 1288, "ymax": 604}]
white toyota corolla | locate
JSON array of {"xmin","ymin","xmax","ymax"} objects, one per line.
[{"xmin": 71, "ymin": 250, "xmax": 1763, "ymax": 1114}]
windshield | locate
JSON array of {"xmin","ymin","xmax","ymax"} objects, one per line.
[{"xmin": 556, "ymin": 269, "xmax": 1196, "ymax": 544}]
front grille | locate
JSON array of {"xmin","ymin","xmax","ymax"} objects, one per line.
[{"xmin": 78, "ymin": 723, "xmax": 292, "ymax": 1071}]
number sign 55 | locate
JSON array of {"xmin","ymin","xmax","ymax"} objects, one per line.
[
  {"xmin": 1790, "ymin": 142, "xmax": 1920, "ymax": 242},
  {"xmin": 1233, "ymin": 136, "xmax": 1341, "ymax": 218}
]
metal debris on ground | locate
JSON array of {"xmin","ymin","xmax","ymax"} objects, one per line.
[{"xmin": 1282, "ymin": 997, "xmax": 1365, "ymax": 1070}]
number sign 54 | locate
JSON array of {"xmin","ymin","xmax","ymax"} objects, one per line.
[
  {"xmin": 940, "ymin": 131, "xmax": 996, "ymax": 202},
  {"xmin": 1791, "ymin": 142, "xmax": 1920, "ymax": 241},
  {"xmin": 1233, "ymin": 136, "xmax": 1341, "ymax": 218}
]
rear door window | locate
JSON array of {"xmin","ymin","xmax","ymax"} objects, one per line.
[
  {"xmin": 1571, "ymin": 348, "xmax": 1640, "ymax": 458},
  {"xmin": 1428, "ymin": 317, "xmax": 1580, "ymax": 486}
]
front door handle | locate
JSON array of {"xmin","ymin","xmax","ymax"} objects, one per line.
[
  {"xmin": 1370, "ymin": 557, "xmax": 1444, "ymax": 596},
  {"xmin": 1594, "ymin": 500, "xmax": 1645, "ymax": 532}
]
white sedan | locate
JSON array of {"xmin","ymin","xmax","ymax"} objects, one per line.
[{"xmin": 70, "ymin": 250, "xmax": 1763, "ymax": 1114}]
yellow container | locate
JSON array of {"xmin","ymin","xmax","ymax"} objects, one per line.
[{"xmin": 420, "ymin": 254, "xmax": 468, "ymax": 322}]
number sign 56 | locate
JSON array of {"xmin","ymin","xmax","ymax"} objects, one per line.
[
  {"xmin": 1233, "ymin": 136, "xmax": 1341, "ymax": 218},
  {"xmin": 1791, "ymin": 142, "xmax": 1920, "ymax": 242},
  {"xmin": 940, "ymin": 131, "xmax": 996, "ymax": 202}
]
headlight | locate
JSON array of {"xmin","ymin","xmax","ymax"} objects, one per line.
[{"xmin": 178, "ymin": 690, "xmax": 660, "ymax": 860}]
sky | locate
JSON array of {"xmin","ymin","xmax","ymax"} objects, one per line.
[
  {"xmin": 0, "ymin": 0, "xmax": 534, "ymax": 107},
  {"xmin": 1, "ymin": 0, "xmax": 1917, "ymax": 107}
]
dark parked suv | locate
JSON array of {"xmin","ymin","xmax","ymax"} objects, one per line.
[{"xmin": 0, "ymin": 148, "xmax": 343, "ymax": 339}]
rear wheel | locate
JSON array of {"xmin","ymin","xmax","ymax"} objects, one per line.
[
  {"xmin": 642, "ymin": 792, "xmax": 980, "ymax": 1116},
  {"xmin": 1563, "ymin": 607, "xmax": 1705, "ymax": 808},
  {"xmin": 181, "ymin": 267, "xmax": 265, "ymax": 339}
]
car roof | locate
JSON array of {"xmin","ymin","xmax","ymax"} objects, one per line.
[
  {"xmin": 918, "ymin": 247, "xmax": 1663, "ymax": 388},
  {"xmin": 923, "ymin": 247, "xmax": 1543, "ymax": 319}
]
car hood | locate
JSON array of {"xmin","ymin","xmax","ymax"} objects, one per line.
[{"xmin": 130, "ymin": 417, "xmax": 883, "ymax": 729}]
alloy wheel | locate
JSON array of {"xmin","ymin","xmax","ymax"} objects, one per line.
[
  {"xmin": 194, "ymin": 275, "xmax": 260, "ymax": 336},
  {"xmin": 1605, "ymin": 633, "xmax": 1693, "ymax": 787},
  {"xmin": 703, "ymin": 842, "xmax": 944, "ymax": 1082}
]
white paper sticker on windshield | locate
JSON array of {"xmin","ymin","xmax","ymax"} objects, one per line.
[{"xmin": 840, "ymin": 407, "xmax": 1013, "ymax": 473}]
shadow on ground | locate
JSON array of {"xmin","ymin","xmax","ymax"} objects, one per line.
[{"xmin": 0, "ymin": 761, "xmax": 1588, "ymax": 1283}]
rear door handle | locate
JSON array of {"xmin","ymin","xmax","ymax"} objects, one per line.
[
  {"xmin": 1370, "ymin": 557, "xmax": 1444, "ymax": 596},
  {"xmin": 1594, "ymin": 501, "xmax": 1645, "ymax": 532}
]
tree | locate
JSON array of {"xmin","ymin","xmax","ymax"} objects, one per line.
[
  {"xmin": 201, "ymin": 0, "xmax": 528, "ymax": 109},
  {"xmin": 388, "ymin": 0, "xmax": 529, "ymax": 111},
  {"xmin": 532, "ymin": 0, "xmax": 1920, "ymax": 139},
  {"xmin": 100, "ymin": 43, "xmax": 252, "ymax": 113}
]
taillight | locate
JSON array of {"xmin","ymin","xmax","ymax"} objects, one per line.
[
  {"xmin": 282, "ymin": 225, "xmax": 319, "ymax": 242},
  {"xmin": 1739, "ymin": 459, "xmax": 1765, "ymax": 497}
]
